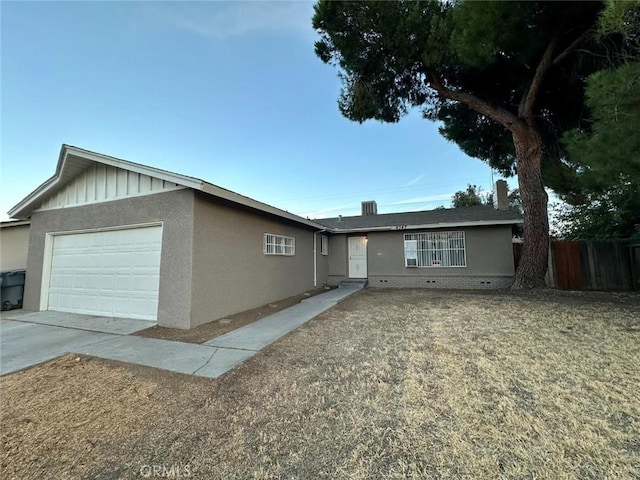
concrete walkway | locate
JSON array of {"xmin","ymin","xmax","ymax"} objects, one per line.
[
  {"xmin": 205, "ymin": 286, "xmax": 360, "ymax": 351},
  {"xmin": 1, "ymin": 286, "xmax": 361, "ymax": 378}
]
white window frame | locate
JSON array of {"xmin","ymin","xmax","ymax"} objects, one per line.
[
  {"xmin": 264, "ymin": 233, "xmax": 295, "ymax": 256},
  {"xmin": 404, "ymin": 239, "xmax": 418, "ymax": 267},
  {"xmin": 404, "ymin": 231, "xmax": 466, "ymax": 268},
  {"xmin": 320, "ymin": 235, "xmax": 329, "ymax": 256}
]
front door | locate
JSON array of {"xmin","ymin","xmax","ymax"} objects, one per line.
[{"xmin": 348, "ymin": 236, "xmax": 368, "ymax": 278}]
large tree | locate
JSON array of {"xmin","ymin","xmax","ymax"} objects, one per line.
[
  {"xmin": 313, "ymin": 1, "xmax": 620, "ymax": 288},
  {"xmin": 451, "ymin": 184, "xmax": 523, "ymax": 214},
  {"xmin": 558, "ymin": 1, "xmax": 640, "ymax": 240},
  {"xmin": 553, "ymin": 184, "xmax": 640, "ymax": 240},
  {"xmin": 558, "ymin": 62, "xmax": 640, "ymax": 240},
  {"xmin": 451, "ymin": 184, "xmax": 485, "ymax": 208}
]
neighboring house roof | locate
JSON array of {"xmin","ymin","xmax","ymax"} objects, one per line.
[
  {"xmin": 0, "ymin": 220, "xmax": 31, "ymax": 228},
  {"xmin": 8, "ymin": 145, "xmax": 325, "ymax": 230},
  {"xmin": 316, "ymin": 206, "xmax": 523, "ymax": 232}
]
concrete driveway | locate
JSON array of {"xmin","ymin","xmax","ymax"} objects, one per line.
[
  {"xmin": 0, "ymin": 310, "xmax": 249, "ymax": 378},
  {"xmin": 0, "ymin": 311, "xmax": 151, "ymax": 376},
  {"xmin": 0, "ymin": 286, "xmax": 363, "ymax": 378}
]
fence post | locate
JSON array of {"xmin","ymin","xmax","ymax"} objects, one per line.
[
  {"xmin": 545, "ymin": 241, "xmax": 556, "ymax": 288},
  {"xmin": 587, "ymin": 242, "xmax": 598, "ymax": 290},
  {"xmin": 630, "ymin": 244, "xmax": 640, "ymax": 291}
]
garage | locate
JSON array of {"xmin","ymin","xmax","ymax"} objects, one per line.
[{"xmin": 46, "ymin": 225, "xmax": 162, "ymax": 321}]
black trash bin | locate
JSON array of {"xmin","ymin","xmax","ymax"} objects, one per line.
[{"xmin": 1, "ymin": 269, "xmax": 26, "ymax": 311}]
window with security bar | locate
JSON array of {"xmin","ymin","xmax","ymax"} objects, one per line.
[
  {"xmin": 264, "ymin": 233, "xmax": 295, "ymax": 256},
  {"xmin": 404, "ymin": 231, "xmax": 466, "ymax": 267}
]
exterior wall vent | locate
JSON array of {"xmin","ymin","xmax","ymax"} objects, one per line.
[{"xmin": 361, "ymin": 200, "xmax": 378, "ymax": 216}]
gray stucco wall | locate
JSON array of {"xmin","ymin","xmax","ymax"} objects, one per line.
[
  {"xmin": 190, "ymin": 193, "xmax": 328, "ymax": 327},
  {"xmin": 316, "ymin": 233, "xmax": 330, "ymax": 289},
  {"xmin": 328, "ymin": 226, "xmax": 515, "ymax": 288},
  {"xmin": 327, "ymin": 234, "xmax": 348, "ymax": 286},
  {"xmin": 368, "ymin": 226, "xmax": 514, "ymax": 275},
  {"xmin": 23, "ymin": 189, "xmax": 195, "ymax": 329},
  {"xmin": 0, "ymin": 224, "xmax": 30, "ymax": 270},
  {"xmin": 369, "ymin": 226, "xmax": 515, "ymax": 288}
]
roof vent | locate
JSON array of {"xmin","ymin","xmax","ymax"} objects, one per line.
[{"xmin": 361, "ymin": 200, "xmax": 377, "ymax": 216}]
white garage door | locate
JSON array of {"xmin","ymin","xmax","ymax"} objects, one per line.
[{"xmin": 48, "ymin": 226, "xmax": 162, "ymax": 321}]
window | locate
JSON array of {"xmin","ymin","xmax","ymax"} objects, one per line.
[
  {"xmin": 264, "ymin": 233, "xmax": 295, "ymax": 256},
  {"xmin": 320, "ymin": 235, "xmax": 329, "ymax": 256},
  {"xmin": 404, "ymin": 231, "xmax": 466, "ymax": 267}
]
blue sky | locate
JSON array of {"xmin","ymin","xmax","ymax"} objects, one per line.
[{"xmin": 1, "ymin": 1, "xmax": 508, "ymax": 222}]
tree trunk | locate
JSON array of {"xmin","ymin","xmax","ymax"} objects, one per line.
[
  {"xmin": 428, "ymin": 74, "xmax": 551, "ymax": 289},
  {"xmin": 511, "ymin": 125, "xmax": 549, "ymax": 289}
]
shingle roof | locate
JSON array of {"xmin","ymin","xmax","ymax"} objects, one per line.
[{"xmin": 316, "ymin": 206, "xmax": 522, "ymax": 232}]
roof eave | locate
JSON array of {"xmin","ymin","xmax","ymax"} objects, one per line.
[
  {"xmin": 326, "ymin": 219, "xmax": 523, "ymax": 233},
  {"xmin": 8, "ymin": 145, "xmax": 326, "ymax": 230},
  {"xmin": 200, "ymin": 182, "xmax": 325, "ymax": 230},
  {"xmin": 0, "ymin": 220, "xmax": 31, "ymax": 228},
  {"xmin": 8, "ymin": 177, "xmax": 56, "ymax": 219},
  {"xmin": 7, "ymin": 145, "xmax": 68, "ymax": 219},
  {"xmin": 64, "ymin": 146, "xmax": 206, "ymax": 190},
  {"xmin": 8, "ymin": 145, "xmax": 206, "ymax": 219}
]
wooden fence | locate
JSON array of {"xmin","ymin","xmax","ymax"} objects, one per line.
[{"xmin": 513, "ymin": 240, "xmax": 639, "ymax": 291}]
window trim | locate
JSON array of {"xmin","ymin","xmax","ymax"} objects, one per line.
[
  {"xmin": 320, "ymin": 235, "xmax": 329, "ymax": 256},
  {"xmin": 264, "ymin": 233, "xmax": 295, "ymax": 256},
  {"xmin": 403, "ymin": 231, "xmax": 467, "ymax": 268}
]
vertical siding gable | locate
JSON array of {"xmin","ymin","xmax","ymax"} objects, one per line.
[{"xmin": 37, "ymin": 163, "xmax": 184, "ymax": 211}]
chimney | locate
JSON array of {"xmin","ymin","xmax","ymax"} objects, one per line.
[
  {"xmin": 361, "ymin": 200, "xmax": 377, "ymax": 216},
  {"xmin": 493, "ymin": 180, "xmax": 509, "ymax": 211}
]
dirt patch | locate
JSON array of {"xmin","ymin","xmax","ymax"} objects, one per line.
[
  {"xmin": 2, "ymin": 289, "xmax": 639, "ymax": 479},
  {"xmin": 133, "ymin": 288, "xmax": 333, "ymax": 344}
]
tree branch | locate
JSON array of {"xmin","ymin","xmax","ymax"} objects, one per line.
[
  {"xmin": 428, "ymin": 73, "xmax": 520, "ymax": 130},
  {"xmin": 552, "ymin": 31, "xmax": 590, "ymax": 66},
  {"xmin": 518, "ymin": 31, "xmax": 590, "ymax": 123},
  {"xmin": 519, "ymin": 37, "xmax": 557, "ymax": 120}
]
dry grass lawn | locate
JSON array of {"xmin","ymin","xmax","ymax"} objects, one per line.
[{"xmin": 1, "ymin": 289, "xmax": 639, "ymax": 479}]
